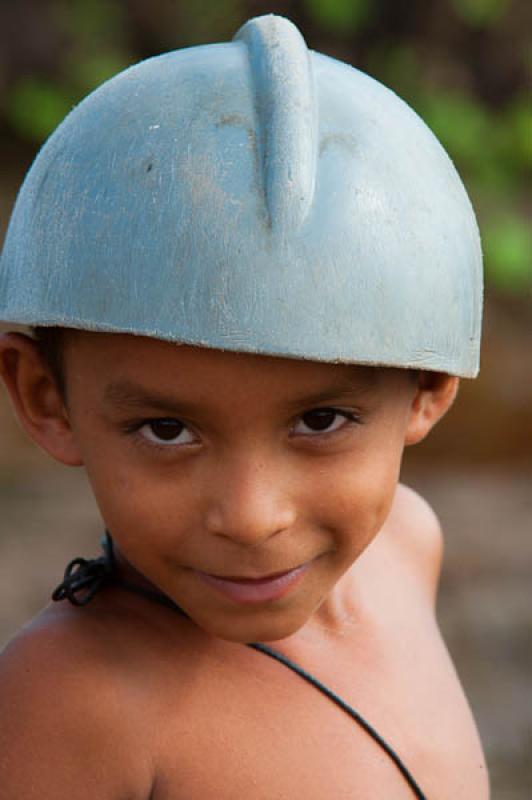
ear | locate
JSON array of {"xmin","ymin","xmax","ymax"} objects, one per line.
[
  {"xmin": 0, "ymin": 332, "xmax": 83, "ymax": 466},
  {"xmin": 405, "ymin": 371, "xmax": 459, "ymax": 446}
]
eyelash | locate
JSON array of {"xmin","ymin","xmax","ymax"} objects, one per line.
[
  {"xmin": 124, "ymin": 418, "xmax": 197, "ymax": 449},
  {"xmin": 291, "ymin": 408, "xmax": 362, "ymax": 437},
  {"xmin": 124, "ymin": 407, "xmax": 363, "ymax": 450}
]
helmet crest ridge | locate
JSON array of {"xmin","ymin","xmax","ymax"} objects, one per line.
[{"xmin": 234, "ymin": 15, "xmax": 317, "ymax": 233}]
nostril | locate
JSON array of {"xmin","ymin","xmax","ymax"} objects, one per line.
[{"xmin": 204, "ymin": 503, "xmax": 295, "ymax": 546}]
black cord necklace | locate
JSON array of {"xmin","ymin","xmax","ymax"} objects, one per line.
[{"xmin": 52, "ymin": 532, "xmax": 428, "ymax": 800}]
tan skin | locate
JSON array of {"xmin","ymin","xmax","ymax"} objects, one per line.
[{"xmin": 0, "ymin": 332, "xmax": 489, "ymax": 799}]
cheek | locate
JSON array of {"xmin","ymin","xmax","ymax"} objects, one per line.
[
  {"xmin": 96, "ymin": 469, "xmax": 190, "ymax": 529},
  {"xmin": 312, "ymin": 442, "xmax": 404, "ymax": 546},
  {"xmin": 78, "ymin": 433, "xmax": 194, "ymax": 543},
  {"xmin": 84, "ymin": 460, "xmax": 201, "ymax": 587}
]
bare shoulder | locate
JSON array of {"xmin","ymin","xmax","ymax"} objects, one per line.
[
  {"xmin": 381, "ymin": 483, "xmax": 444, "ymax": 605},
  {"xmin": 0, "ymin": 603, "xmax": 157, "ymax": 799}
]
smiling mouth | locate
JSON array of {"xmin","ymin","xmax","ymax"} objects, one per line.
[{"xmin": 192, "ymin": 563, "xmax": 311, "ymax": 604}]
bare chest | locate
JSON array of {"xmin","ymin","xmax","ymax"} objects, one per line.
[{"xmin": 149, "ymin": 611, "xmax": 488, "ymax": 800}]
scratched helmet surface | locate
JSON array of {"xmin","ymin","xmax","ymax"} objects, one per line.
[{"xmin": 0, "ymin": 14, "xmax": 482, "ymax": 376}]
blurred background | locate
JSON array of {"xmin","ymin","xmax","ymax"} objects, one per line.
[{"xmin": 0, "ymin": 1, "xmax": 530, "ymax": 796}]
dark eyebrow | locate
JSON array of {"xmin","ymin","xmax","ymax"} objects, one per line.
[
  {"xmin": 288, "ymin": 382, "xmax": 378, "ymax": 409},
  {"xmin": 280, "ymin": 367, "xmax": 384, "ymax": 411},
  {"xmin": 103, "ymin": 380, "xmax": 191, "ymax": 414},
  {"xmin": 103, "ymin": 369, "xmax": 382, "ymax": 415}
]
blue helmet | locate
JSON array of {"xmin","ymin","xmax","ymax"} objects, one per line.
[{"xmin": 0, "ymin": 14, "xmax": 482, "ymax": 376}]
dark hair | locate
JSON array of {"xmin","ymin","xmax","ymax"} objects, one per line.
[
  {"xmin": 31, "ymin": 327, "xmax": 421, "ymax": 400},
  {"xmin": 33, "ymin": 327, "xmax": 66, "ymax": 396}
]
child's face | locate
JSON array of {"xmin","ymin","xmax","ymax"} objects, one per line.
[{"xmin": 1, "ymin": 331, "xmax": 455, "ymax": 643}]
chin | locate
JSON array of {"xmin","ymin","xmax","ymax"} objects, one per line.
[{"xmin": 190, "ymin": 606, "xmax": 310, "ymax": 644}]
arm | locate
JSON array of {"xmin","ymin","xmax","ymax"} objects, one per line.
[
  {"xmin": 0, "ymin": 624, "xmax": 155, "ymax": 800},
  {"xmin": 386, "ymin": 483, "xmax": 444, "ymax": 608}
]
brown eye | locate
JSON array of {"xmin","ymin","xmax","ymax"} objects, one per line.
[
  {"xmin": 293, "ymin": 408, "xmax": 356, "ymax": 436},
  {"xmin": 139, "ymin": 418, "xmax": 195, "ymax": 446},
  {"xmin": 302, "ymin": 409, "xmax": 338, "ymax": 431},
  {"xmin": 150, "ymin": 420, "xmax": 184, "ymax": 440}
]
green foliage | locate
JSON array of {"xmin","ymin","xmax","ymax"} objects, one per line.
[
  {"xmin": 171, "ymin": 0, "xmax": 244, "ymax": 45},
  {"xmin": 505, "ymin": 98, "xmax": 532, "ymax": 169},
  {"xmin": 484, "ymin": 216, "xmax": 532, "ymax": 291},
  {"xmin": 415, "ymin": 88, "xmax": 531, "ymax": 290},
  {"xmin": 51, "ymin": 0, "xmax": 125, "ymax": 45},
  {"xmin": 450, "ymin": 0, "xmax": 511, "ymax": 27},
  {"xmin": 53, "ymin": 0, "xmax": 132, "ymax": 91},
  {"xmin": 66, "ymin": 52, "xmax": 132, "ymax": 93},
  {"xmin": 6, "ymin": 79, "xmax": 75, "ymax": 142},
  {"xmin": 304, "ymin": 0, "xmax": 373, "ymax": 34},
  {"xmin": 419, "ymin": 90, "xmax": 493, "ymax": 171},
  {"xmin": 366, "ymin": 44, "xmax": 420, "ymax": 98},
  {"xmin": 5, "ymin": 0, "xmax": 132, "ymax": 142}
]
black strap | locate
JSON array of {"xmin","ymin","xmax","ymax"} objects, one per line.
[
  {"xmin": 52, "ymin": 533, "xmax": 115, "ymax": 606},
  {"xmin": 52, "ymin": 533, "xmax": 427, "ymax": 800},
  {"xmin": 249, "ymin": 642, "xmax": 427, "ymax": 799}
]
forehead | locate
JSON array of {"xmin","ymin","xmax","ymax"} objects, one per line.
[{"xmin": 63, "ymin": 331, "xmax": 407, "ymax": 400}]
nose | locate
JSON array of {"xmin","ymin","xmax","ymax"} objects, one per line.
[{"xmin": 204, "ymin": 456, "xmax": 296, "ymax": 547}]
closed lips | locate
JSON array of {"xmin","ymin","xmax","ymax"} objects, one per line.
[
  {"xmin": 201, "ymin": 566, "xmax": 306, "ymax": 583},
  {"xmin": 192, "ymin": 562, "xmax": 311, "ymax": 603}
]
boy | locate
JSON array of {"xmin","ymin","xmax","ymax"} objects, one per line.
[{"xmin": 0, "ymin": 14, "xmax": 488, "ymax": 800}]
